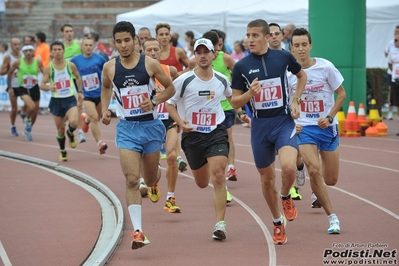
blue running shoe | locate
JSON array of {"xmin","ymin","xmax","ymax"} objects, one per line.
[
  {"xmin": 11, "ymin": 126, "xmax": 18, "ymax": 136},
  {"xmin": 24, "ymin": 117, "xmax": 32, "ymax": 133},
  {"xmin": 24, "ymin": 130, "xmax": 33, "ymax": 141}
]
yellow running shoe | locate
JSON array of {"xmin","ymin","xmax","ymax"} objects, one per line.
[
  {"xmin": 67, "ymin": 131, "xmax": 77, "ymax": 148},
  {"xmin": 290, "ymin": 186, "xmax": 302, "ymax": 200},
  {"xmin": 164, "ymin": 197, "xmax": 181, "ymax": 213},
  {"xmin": 226, "ymin": 189, "xmax": 232, "ymax": 204},
  {"xmin": 59, "ymin": 150, "xmax": 68, "ymax": 162},
  {"xmin": 148, "ymin": 184, "xmax": 160, "ymax": 203}
]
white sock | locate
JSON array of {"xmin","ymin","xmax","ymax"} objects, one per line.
[
  {"xmin": 177, "ymin": 156, "xmax": 182, "ymax": 160},
  {"xmin": 97, "ymin": 140, "xmax": 102, "ymax": 146},
  {"xmin": 78, "ymin": 129, "xmax": 83, "ymax": 133},
  {"xmin": 166, "ymin": 192, "xmax": 174, "ymax": 200},
  {"xmin": 273, "ymin": 214, "xmax": 283, "ymax": 224},
  {"xmin": 140, "ymin": 177, "xmax": 145, "ymax": 184},
  {"xmin": 328, "ymin": 213, "xmax": 338, "ymax": 223},
  {"xmin": 227, "ymin": 164, "xmax": 234, "ymax": 170},
  {"xmin": 128, "ymin": 204, "xmax": 142, "ymax": 232}
]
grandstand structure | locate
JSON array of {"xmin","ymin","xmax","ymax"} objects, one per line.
[{"xmin": 2, "ymin": 0, "xmax": 159, "ymax": 43}]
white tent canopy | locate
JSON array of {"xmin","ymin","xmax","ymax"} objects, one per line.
[{"xmin": 117, "ymin": 0, "xmax": 399, "ymax": 68}]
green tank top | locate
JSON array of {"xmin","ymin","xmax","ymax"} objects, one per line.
[
  {"xmin": 18, "ymin": 58, "xmax": 39, "ymax": 88},
  {"xmin": 64, "ymin": 40, "xmax": 82, "ymax": 60},
  {"xmin": 212, "ymin": 51, "xmax": 233, "ymax": 111},
  {"xmin": 49, "ymin": 61, "xmax": 76, "ymax": 98}
]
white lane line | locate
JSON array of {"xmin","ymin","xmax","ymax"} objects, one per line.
[
  {"xmin": 328, "ymin": 186, "xmax": 399, "ymax": 220},
  {"xmin": 339, "ymin": 144, "xmax": 399, "ymax": 154},
  {"xmin": 339, "ymin": 159, "xmax": 399, "ymax": 173},
  {"xmin": 0, "ymin": 240, "xmax": 12, "ymax": 266}
]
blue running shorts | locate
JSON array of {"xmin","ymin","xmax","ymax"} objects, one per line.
[
  {"xmin": 251, "ymin": 115, "xmax": 298, "ymax": 168},
  {"xmin": 116, "ymin": 119, "xmax": 166, "ymax": 155},
  {"xmin": 297, "ymin": 125, "xmax": 339, "ymax": 151},
  {"xmin": 221, "ymin": 110, "xmax": 235, "ymax": 129}
]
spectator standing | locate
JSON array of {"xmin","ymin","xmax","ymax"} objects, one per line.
[{"xmin": 283, "ymin": 23, "xmax": 296, "ymax": 51}]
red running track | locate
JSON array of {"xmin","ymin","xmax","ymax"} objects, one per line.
[{"xmin": 0, "ymin": 112, "xmax": 398, "ymax": 266}]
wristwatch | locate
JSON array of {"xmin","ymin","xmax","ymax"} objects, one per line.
[
  {"xmin": 237, "ymin": 110, "xmax": 247, "ymax": 119},
  {"xmin": 151, "ymin": 98, "xmax": 157, "ymax": 109},
  {"xmin": 293, "ymin": 97, "xmax": 301, "ymax": 104},
  {"xmin": 326, "ymin": 115, "xmax": 334, "ymax": 124}
]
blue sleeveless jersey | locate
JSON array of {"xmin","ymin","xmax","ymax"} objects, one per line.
[
  {"xmin": 112, "ymin": 54, "xmax": 157, "ymax": 121},
  {"xmin": 71, "ymin": 53, "xmax": 106, "ymax": 98}
]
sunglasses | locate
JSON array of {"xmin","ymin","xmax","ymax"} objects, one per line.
[{"xmin": 270, "ymin": 31, "xmax": 282, "ymax": 37}]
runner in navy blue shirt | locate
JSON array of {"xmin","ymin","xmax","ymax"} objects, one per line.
[{"xmin": 230, "ymin": 19, "xmax": 307, "ymax": 245}]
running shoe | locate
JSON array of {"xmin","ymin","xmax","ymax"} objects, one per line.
[
  {"xmin": 148, "ymin": 184, "xmax": 160, "ymax": 203},
  {"xmin": 290, "ymin": 186, "xmax": 302, "ymax": 200},
  {"xmin": 226, "ymin": 189, "xmax": 232, "ymax": 204},
  {"xmin": 11, "ymin": 126, "xmax": 18, "ymax": 136},
  {"xmin": 327, "ymin": 217, "xmax": 341, "ymax": 234},
  {"xmin": 24, "ymin": 130, "xmax": 33, "ymax": 141},
  {"xmin": 273, "ymin": 215, "xmax": 287, "ymax": 245},
  {"xmin": 139, "ymin": 182, "xmax": 148, "ymax": 197},
  {"xmin": 164, "ymin": 197, "xmax": 181, "ymax": 213},
  {"xmin": 281, "ymin": 195, "xmax": 297, "ymax": 221},
  {"xmin": 98, "ymin": 141, "xmax": 108, "ymax": 155},
  {"xmin": 177, "ymin": 157, "xmax": 188, "ymax": 172},
  {"xmin": 81, "ymin": 113, "xmax": 90, "ymax": 133},
  {"xmin": 226, "ymin": 167, "xmax": 237, "ymax": 181},
  {"xmin": 78, "ymin": 130, "xmax": 86, "ymax": 143},
  {"xmin": 212, "ymin": 221, "xmax": 227, "ymax": 240},
  {"xmin": 67, "ymin": 131, "xmax": 77, "ymax": 148},
  {"xmin": 59, "ymin": 150, "xmax": 68, "ymax": 162},
  {"xmin": 24, "ymin": 117, "xmax": 32, "ymax": 133},
  {"xmin": 131, "ymin": 230, "xmax": 150, "ymax": 250},
  {"xmin": 387, "ymin": 111, "xmax": 393, "ymax": 120},
  {"xmin": 311, "ymin": 192, "xmax": 322, "ymax": 208},
  {"xmin": 296, "ymin": 167, "xmax": 306, "ymax": 186}
]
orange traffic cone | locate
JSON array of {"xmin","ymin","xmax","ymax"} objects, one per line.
[
  {"xmin": 357, "ymin": 103, "xmax": 368, "ymax": 126},
  {"xmin": 357, "ymin": 103, "xmax": 369, "ymax": 136},
  {"xmin": 375, "ymin": 122, "xmax": 388, "ymax": 136},
  {"xmin": 343, "ymin": 101, "xmax": 360, "ymax": 137},
  {"xmin": 365, "ymin": 126, "xmax": 379, "ymax": 137},
  {"xmin": 346, "ymin": 101, "xmax": 357, "ymax": 121}
]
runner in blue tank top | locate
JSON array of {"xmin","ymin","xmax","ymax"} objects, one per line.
[
  {"xmin": 71, "ymin": 38, "xmax": 108, "ymax": 154},
  {"xmin": 231, "ymin": 19, "xmax": 307, "ymax": 245},
  {"xmin": 101, "ymin": 21, "xmax": 175, "ymax": 250}
]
